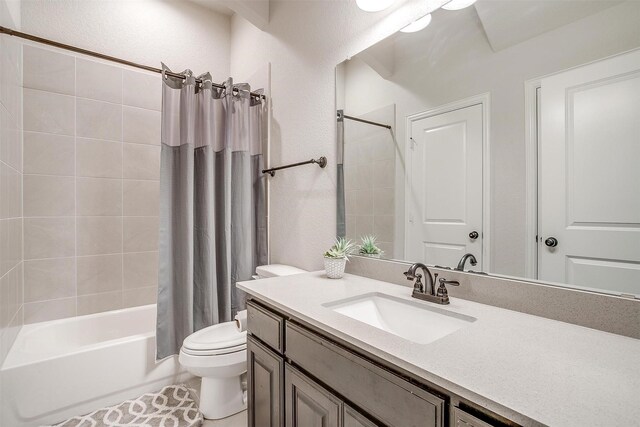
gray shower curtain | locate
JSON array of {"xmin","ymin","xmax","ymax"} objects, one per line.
[{"xmin": 156, "ymin": 65, "xmax": 267, "ymax": 360}]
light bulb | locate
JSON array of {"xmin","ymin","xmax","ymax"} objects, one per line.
[
  {"xmin": 356, "ymin": 0, "xmax": 395, "ymax": 12},
  {"xmin": 442, "ymin": 0, "xmax": 477, "ymax": 10},
  {"xmin": 400, "ymin": 14, "xmax": 432, "ymax": 33}
]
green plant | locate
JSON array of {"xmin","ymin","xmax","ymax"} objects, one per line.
[
  {"xmin": 358, "ymin": 235, "xmax": 383, "ymax": 255},
  {"xmin": 323, "ymin": 237, "xmax": 357, "ymax": 260}
]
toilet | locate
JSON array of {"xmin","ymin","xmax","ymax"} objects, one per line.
[{"xmin": 179, "ymin": 264, "xmax": 307, "ymax": 420}]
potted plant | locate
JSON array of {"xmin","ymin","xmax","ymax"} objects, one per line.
[
  {"xmin": 323, "ymin": 237, "xmax": 356, "ymax": 279},
  {"xmin": 358, "ymin": 235, "xmax": 383, "ymax": 258}
]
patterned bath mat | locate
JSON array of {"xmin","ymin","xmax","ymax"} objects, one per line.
[{"xmin": 49, "ymin": 384, "xmax": 203, "ymax": 427}]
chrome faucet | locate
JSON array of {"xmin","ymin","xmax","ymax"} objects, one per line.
[
  {"xmin": 404, "ymin": 263, "xmax": 459, "ymax": 305},
  {"xmin": 455, "ymin": 253, "xmax": 477, "ymax": 271}
]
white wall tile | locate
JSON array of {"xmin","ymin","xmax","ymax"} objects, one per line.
[
  {"xmin": 0, "ymin": 263, "xmax": 22, "ymax": 329},
  {"xmin": 76, "ymin": 138, "xmax": 122, "ymax": 178},
  {"xmin": 23, "ymin": 45, "xmax": 75, "ymax": 96},
  {"xmin": 373, "ymin": 188, "xmax": 394, "ymax": 216},
  {"xmin": 123, "ymin": 143, "xmax": 160, "ymax": 180},
  {"xmin": 123, "ymin": 251, "xmax": 158, "ymax": 289},
  {"xmin": 77, "ymin": 291, "xmax": 122, "ymax": 315},
  {"xmin": 123, "ymin": 106, "xmax": 160, "ymax": 145},
  {"xmin": 76, "ymin": 58, "xmax": 122, "ymax": 103},
  {"xmin": 23, "ymin": 88, "xmax": 75, "ymax": 135},
  {"xmin": 0, "ymin": 36, "xmax": 22, "ymax": 123},
  {"xmin": 24, "ymin": 217, "xmax": 74, "ymax": 260},
  {"xmin": 76, "ymin": 98, "xmax": 122, "ymax": 141},
  {"xmin": 24, "ymin": 258, "xmax": 76, "ymax": 303},
  {"xmin": 123, "ymin": 217, "xmax": 159, "ymax": 252},
  {"xmin": 0, "ymin": 105, "xmax": 21, "ymax": 172},
  {"xmin": 0, "ymin": 218, "xmax": 22, "ymax": 276},
  {"xmin": 24, "ymin": 297, "xmax": 76, "ymax": 324},
  {"xmin": 123, "ymin": 286, "xmax": 157, "ymax": 308},
  {"xmin": 76, "ymin": 216, "xmax": 122, "ymax": 256},
  {"xmin": 122, "ymin": 70, "xmax": 161, "ymax": 111},
  {"xmin": 76, "ymin": 177, "xmax": 122, "ymax": 216},
  {"xmin": 123, "ymin": 180, "xmax": 159, "ymax": 216},
  {"xmin": 76, "ymin": 254, "xmax": 122, "ymax": 295},
  {"xmin": 23, "ymin": 175, "xmax": 75, "ymax": 217},
  {"xmin": 0, "ymin": 162, "xmax": 21, "ymax": 219},
  {"xmin": 23, "ymin": 132, "xmax": 75, "ymax": 176}
]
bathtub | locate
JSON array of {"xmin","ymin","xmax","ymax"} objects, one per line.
[{"xmin": 0, "ymin": 304, "xmax": 191, "ymax": 426}]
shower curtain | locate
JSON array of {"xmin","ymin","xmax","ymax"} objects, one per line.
[{"xmin": 156, "ymin": 66, "xmax": 267, "ymax": 360}]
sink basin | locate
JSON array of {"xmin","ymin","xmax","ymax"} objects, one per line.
[{"xmin": 323, "ymin": 293, "xmax": 476, "ymax": 344}]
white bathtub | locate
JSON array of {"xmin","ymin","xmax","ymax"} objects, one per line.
[{"xmin": 0, "ymin": 304, "xmax": 191, "ymax": 426}]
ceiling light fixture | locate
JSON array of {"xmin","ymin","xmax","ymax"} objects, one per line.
[
  {"xmin": 400, "ymin": 14, "xmax": 432, "ymax": 33},
  {"xmin": 441, "ymin": 0, "xmax": 477, "ymax": 10},
  {"xmin": 356, "ymin": 0, "xmax": 394, "ymax": 12}
]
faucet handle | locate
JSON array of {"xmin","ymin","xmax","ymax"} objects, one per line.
[
  {"xmin": 438, "ymin": 277, "xmax": 459, "ymax": 287},
  {"xmin": 436, "ymin": 277, "xmax": 459, "ymax": 300},
  {"xmin": 412, "ymin": 274, "xmax": 424, "ymax": 293}
]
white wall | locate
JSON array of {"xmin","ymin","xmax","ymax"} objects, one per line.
[
  {"xmin": 20, "ymin": 0, "xmax": 231, "ymax": 80},
  {"xmin": 230, "ymin": 0, "xmax": 448, "ymax": 271},
  {"xmin": 340, "ymin": 1, "xmax": 640, "ymax": 276}
]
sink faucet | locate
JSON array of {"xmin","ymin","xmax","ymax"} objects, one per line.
[
  {"xmin": 455, "ymin": 253, "xmax": 477, "ymax": 271},
  {"xmin": 404, "ymin": 263, "xmax": 459, "ymax": 305},
  {"xmin": 403, "ymin": 262, "xmax": 436, "ymax": 295}
]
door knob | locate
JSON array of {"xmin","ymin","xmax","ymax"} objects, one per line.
[
  {"xmin": 545, "ymin": 237, "xmax": 558, "ymax": 247},
  {"xmin": 469, "ymin": 231, "xmax": 479, "ymax": 240}
]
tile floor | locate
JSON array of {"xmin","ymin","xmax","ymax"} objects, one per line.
[
  {"xmin": 186, "ymin": 377, "xmax": 247, "ymax": 427},
  {"xmin": 203, "ymin": 410, "xmax": 247, "ymax": 427}
]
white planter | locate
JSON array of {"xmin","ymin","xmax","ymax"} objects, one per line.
[{"xmin": 324, "ymin": 257, "xmax": 347, "ymax": 279}]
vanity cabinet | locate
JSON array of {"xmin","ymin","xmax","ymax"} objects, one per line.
[
  {"xmin": 247, "ymin": 299, "xmax": 517, "ymax": 427},
  {"xmin": 247, "ymin": 336, "xmax": 284, "ymax": 427},
  {"xmin": 285, "ymin": 364, "xmax": 342, "ymax": 427}
]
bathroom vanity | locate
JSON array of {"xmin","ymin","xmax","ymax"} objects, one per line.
[{"xmin": 238, "ymin": 272, "xmax": 640, "ymax": 427}]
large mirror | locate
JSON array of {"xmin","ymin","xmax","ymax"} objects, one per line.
[{"xmin": 335, "ymin": 0, "xmax": 640, "ymax": 297}]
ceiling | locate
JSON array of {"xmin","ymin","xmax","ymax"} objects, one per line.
[
  {"xmin": 187, "ymin": 0, "xmax": 234, "ymax": 16},
  {"xmin": 356, "ymin": 0, "xmax": 624, "ymax": 76}
]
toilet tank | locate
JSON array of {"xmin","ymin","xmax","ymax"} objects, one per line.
[{"xmin": 253, "ymin": 264, "xmax": 307, "ymax": 280}]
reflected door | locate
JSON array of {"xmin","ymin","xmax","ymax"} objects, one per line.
[
  {"xmin": 406, "ymin": 104, "xmax": 483, "ymax": 269},
  {"xmin": 539, "ymin": 49, "xmax": 640, "ymax": 296}
]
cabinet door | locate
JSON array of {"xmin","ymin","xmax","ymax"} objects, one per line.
[
  {"xmin": 344, "ymin": 404, "xmax": 379, "ymax": 427},
  {"xmin": 248, "ymin": 336, "xmax": 284, "ymax": 427},
  {"xmin": 285, "ymin": 364, "xmax": 342, "ymax": 427}
]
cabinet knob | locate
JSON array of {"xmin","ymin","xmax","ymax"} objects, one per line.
[{"xmin": 469, "ymin": 231, "xmax": 479, "ymax": 240}]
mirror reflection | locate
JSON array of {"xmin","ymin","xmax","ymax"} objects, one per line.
[{"xmin": 336, "ymin": 0, "xmax": 640, "ymax": 297}]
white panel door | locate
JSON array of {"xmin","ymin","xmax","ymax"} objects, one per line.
[
  {"xmin": 539, "ymin": 49, "xmax": 640, "ymax": 296},
  {"xmin": 406, "ymin": 104, "xmax": 483, "ymax": 269}
]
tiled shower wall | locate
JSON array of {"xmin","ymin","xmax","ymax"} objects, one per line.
[
  {"xmin": 0, "ymin": 33, "xmax": 23, "ymax": 361},
  {"xmin": 21, "ymin": 44, "xmax": 161, "ymax": 323},
  {"xmin": 344, "ymin": 105, "xmax": 396, "ymax": 258}
]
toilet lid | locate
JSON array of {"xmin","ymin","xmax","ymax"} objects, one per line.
[{"xmin": 182, "ymin": 322, "xmax": 247, "ymax": 353}]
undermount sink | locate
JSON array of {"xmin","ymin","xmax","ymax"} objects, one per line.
[{"xmin": 323, "ymin": 293, "xmax": 476, "ymax": 344}]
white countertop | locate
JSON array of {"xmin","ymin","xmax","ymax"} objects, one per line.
[{"xmin": 238, "ymin": 271, "xmax": 640, "ymax": 427}]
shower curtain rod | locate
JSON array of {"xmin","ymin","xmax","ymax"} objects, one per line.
[
  {"xmin": 0, "ymin": 25, "xmax": 267, "ymax": 100},
  {"xmin": 337, "ymin": 110, "xmax": 392, "ymax": 130}
]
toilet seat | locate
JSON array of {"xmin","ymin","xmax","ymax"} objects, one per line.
[{"xmin": 182, "ymin": 322, "xmax": 247, "ymax": 356}]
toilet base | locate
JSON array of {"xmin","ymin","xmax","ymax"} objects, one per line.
[{"xmin": 199, "ymin": 374, "xmax": 247, "ymax": 420}]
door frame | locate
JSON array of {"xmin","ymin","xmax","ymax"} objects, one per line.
[
  {"xmin": 524, "ymin": 78, "xmax": 541, "ymax": 279},
  {"xmin": 405, "ymin": 93, "xmax": 491, "ymax": 271}
]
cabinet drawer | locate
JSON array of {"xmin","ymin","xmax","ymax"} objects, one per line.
[
  {"xmin": 453, "ymin": 408, "xmax": 497, "ymax": 427},
  {"xmin": 285, "ymin": 322, "xmax": 445, "ymax": 427},
  {"xmin": 247, "ymin": 300, "xmax": 284, "ymax": 352}
]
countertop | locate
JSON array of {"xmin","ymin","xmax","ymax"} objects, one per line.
[{"xmin": 238, "ymin": 271, "xmax": 640, "ymax": 427}]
